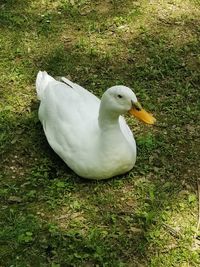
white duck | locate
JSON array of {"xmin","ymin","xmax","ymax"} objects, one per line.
[{"xmin": 36, "ymin": 71, "xmax": 156, "ymax": 180}]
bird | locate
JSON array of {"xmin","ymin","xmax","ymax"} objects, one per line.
[{"xmin": 36, "ymin": 71, "xmax": 156, "ymax": 180}]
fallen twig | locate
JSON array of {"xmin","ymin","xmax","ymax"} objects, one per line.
[
  {"xmin": 162, "ymin": 223, "xmax": 181, "ymax": 239},
  {"xmin": 194, "ymin": 178, "xmax": 200, "ymax": 240}
]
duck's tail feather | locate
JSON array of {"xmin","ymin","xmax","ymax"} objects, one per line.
[{"xmin": 36, "ymin": 71, "xmax": 55, "ymax": 100}]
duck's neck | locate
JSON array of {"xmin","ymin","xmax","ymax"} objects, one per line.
[{"xmin": 98, "ymin": 102, "xmax": 121, "ymax": 132}]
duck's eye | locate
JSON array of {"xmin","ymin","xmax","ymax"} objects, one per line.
[{"xmin": 117, "ymin": 94, "xmax": 122, "ymax": 98}]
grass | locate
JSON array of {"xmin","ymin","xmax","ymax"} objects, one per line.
[{"xmin": 0, "ymin": 0, "xmax": 200, "ymax": 266}]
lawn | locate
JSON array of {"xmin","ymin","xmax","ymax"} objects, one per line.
[{"xmin": 0, "ymin": 0, "xmax": 200, "ymax": 266}]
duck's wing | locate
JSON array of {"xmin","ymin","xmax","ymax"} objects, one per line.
[
  {"xmin": 60, "ymin": 77, "xmax": 100, "ymax": 110},
  {"xmin": 37, "ymin": 72, "xmax": 100, "ymax": 162},
  {"xmin": 37, "ymin": 72, "xmax": 100, "ymax": 123},
  {"xmin": 119, "ymin": 116, "xmax": 134, "ymax": 142}
]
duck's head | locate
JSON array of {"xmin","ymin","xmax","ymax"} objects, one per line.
[{"xmin": 101, "ymin": 86, "xmax": 156, "ymax": 125}]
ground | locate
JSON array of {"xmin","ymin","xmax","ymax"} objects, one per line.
[{"xmin": 0, "ymin": 0, "xmax": 200, "ymax": 266}]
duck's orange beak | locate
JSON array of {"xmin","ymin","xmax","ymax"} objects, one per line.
[{"xmin": 129, "ymin": 102, "xmax": 156, "ymax": 125}]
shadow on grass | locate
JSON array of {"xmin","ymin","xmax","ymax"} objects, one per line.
[{"xmin": 0, "ymin": 0, "xmax": 141, "ymax": 36}]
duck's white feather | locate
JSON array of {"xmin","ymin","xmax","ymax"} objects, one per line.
[{"xmin": 36, "ymin": 71, "xmax": 136, "ymax": 179}]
